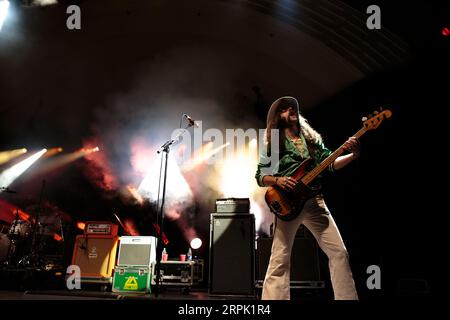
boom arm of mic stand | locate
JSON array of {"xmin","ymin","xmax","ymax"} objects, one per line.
[
  {"xmin": 157, "ymin": 139, "xmax": 175, "ymax": 154},
  {"xmin": 157, "ymin": 124, "xmax": 192, "ymax": 154}
]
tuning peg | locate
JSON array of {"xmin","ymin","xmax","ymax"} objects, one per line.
[
  {"xmin": 362, "ymin": 116, "xmax": 368, "ymax": 122},
  {"xmin": 379, "ymin": 107, "xmax": 384, "ymax": 111},
  {"xmin": 373, "ymin": 111, "xmax": 379, "ymax": 115}
]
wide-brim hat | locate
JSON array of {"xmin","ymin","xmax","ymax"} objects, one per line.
[{"xmin": 266, "ymin": 96, "xmax": 299, "ymax": 128}]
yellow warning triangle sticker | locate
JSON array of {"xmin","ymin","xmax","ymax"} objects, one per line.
[{"xmin": 124, "ymin": 276, "xmax": 138, "ymax": 290}]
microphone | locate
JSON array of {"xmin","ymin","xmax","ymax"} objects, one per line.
[{"xmin": 183, "ymin": 114, "xmax": 199, "ymax": 128}]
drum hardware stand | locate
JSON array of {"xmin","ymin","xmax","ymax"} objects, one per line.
[
  {"xmin": 3, "ymin": 209, "xmax": 20, "ymax": 267},
  {"xmin": 55, "ymin": 212, "xmax": 65, "ymax": 268},
  {"xmin": 57, "ymin": 212, "xmax": 64, "ymax": 242},
  {"xmin": 19, "ymin": 180, "xmax": 46, "ymax": 269},
  {"xmin": 2, "ymin": 186, "xmax": 20, "ymax": 267}
]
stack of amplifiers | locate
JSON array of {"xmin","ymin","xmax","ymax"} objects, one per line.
[
  {"xmin": 70, "ymin": 221, "xmax": 119, "ymax": 285},
  {"xmin": 215, "ymin": 198, "xmax": 250, "ymax": 213}
]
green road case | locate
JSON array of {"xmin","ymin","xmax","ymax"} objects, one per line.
[{"xmin": 112, "ymin": 265, "xmax": 152, "ymax": 293}]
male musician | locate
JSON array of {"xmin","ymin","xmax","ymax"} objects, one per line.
[{"xmin": 255, "ymin": 96, "xmax": 360, "ymax": 300}]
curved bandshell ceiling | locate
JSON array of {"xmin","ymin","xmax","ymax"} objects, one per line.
[{"xmin": 0, "ymin": 0, "xmax": 409, "ymax": 142}]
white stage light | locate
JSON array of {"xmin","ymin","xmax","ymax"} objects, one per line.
[
  {"xmin": 0, "ymin": 148, "xmax": 47, "ymax": 189},
  {"xmin": 190, "ymin": 238, "xmax": 202, "ymax": 250},
  {"xmin": 0, "ymin": 1, "xmax": 10, "ymax": 31}
]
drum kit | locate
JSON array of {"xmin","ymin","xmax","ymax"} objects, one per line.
[
  {"xmin": 0, "ymin": 211, "xmax": 64, "ymax": 269},
  {"xmin": 0, "ymin": 180, "xmax": 59, "ymax": 270},
  {"xmin": 0, "ymin": 215, "xmax": 29, "ymax": 265},
  {"xmin": 0, "ymin": 184, "xmax": 65, "ymax": 270}
]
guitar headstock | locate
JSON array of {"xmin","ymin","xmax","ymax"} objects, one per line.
[{"xmin": 362, "ymin": 108, "xmax": 392, "ymax": 130}]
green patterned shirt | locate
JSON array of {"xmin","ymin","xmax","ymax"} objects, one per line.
[{"xmin": 255, "ymin": 134, "xmax": 334, "ymax": 187}]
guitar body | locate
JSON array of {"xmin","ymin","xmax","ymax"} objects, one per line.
[{"xmin": 264, "ymin": 158, "xmax": 321, "ymax": 221}]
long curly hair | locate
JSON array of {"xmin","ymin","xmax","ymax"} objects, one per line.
[{"xmin": 265, "ymin": 110, "xmax": 323, "ymax": 154}]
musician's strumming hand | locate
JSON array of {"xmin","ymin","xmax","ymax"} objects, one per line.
[
  {"xmin": 276, "ymin": 176, "xmax": 297, "ymax": 191},
  {"xmin": 343, "ymin": 136, "xmax": 360, "ymax": 160}
]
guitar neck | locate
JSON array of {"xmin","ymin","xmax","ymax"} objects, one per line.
[{"xmin": 301, "ymin": 126, "xmax": 367, "ymax": 185}]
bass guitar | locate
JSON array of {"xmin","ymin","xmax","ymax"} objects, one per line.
[{"xmin": 265, "ymin": 109, "xmax": 392, "ymax": 221}]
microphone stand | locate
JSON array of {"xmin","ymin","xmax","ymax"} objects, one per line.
[{"xmin": 153, "ymin": 123, "xmax": 192, "ymax": 297}]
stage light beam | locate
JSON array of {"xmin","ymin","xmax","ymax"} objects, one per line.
[
  {"xmin": 31, "ymin": 0, "xmax": 58, "ymax": 6},
  {"xmin": 219, "ymin": 155, "xmax": 256, "ymax": 198},
  {"xmin": 80, "ymin": 146, "xmax": 100, "ymax": 155},
  {"xmin": 125, "ymin": 185, "xmax": 144, "ymax": 204},
  {"xmin": 0, "ymin": 0, "xmax": 9, "ymax": 31},
  {"xmin": 182, "ymin": 142, "xmax": 231, "ymax": 171},
  {"xmin": 0, "ymin": 148, "xmax": 47, "ymax": 189},
  {"xmin": 0, "ymin": 148, "xmax": 27, "ymax": 165},
  {"xmin": 138, "ymin": 153, "xmax": 193, "ymax": 218},
  {"xmin": 25, "ymin": 148, "xmax": 91, "ymax": 180},
  {"xmin": 43, "ymin": 147, "xmax": 64, "ymax": 158}
]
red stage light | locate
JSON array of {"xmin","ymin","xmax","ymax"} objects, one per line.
[
  {"xmin": 53, "ymin": 233, "xmax": 63, "ymax": 242},
  {"xmin": 442, "ymin": 27, "xmax": 450, "ymax": 36},
  {"xmin": 77, "ymin": 222, "xmax": 85, "ymax": 230}
]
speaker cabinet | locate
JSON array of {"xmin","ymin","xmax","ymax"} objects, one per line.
[
  {"xmin": 117, "ymin": 236, "xmax": 157, "ymax": 266},
  {"xmin": 209, "ymin": 213, "xmax": 255, "ymax": 296},
  {"xmin": 256, "ymin": 235, "xmax": 323, "ymax": 288},
  {"xmin": 71, "ymin": 235, "xmax": 119, "ymax": 281}
]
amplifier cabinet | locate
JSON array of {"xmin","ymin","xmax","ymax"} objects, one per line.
[
  {"xmin": 209, "ymin": 213, "xmax": 255, "ymax": 296},
  {"xmin": 84, "ymin": 221, "xmax": 118, "ymax": 236},
  {"xmin": 71, "ymin": 235, "xmax": 119, "ymax": 283},
  {"xmin": 215, "ymin": 198, "xmax": 250, "ymax": 213}
]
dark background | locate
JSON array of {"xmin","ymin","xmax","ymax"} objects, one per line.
[{"xmin": 0, "ymin": 0, "xmax": 449, "ymax": 298}]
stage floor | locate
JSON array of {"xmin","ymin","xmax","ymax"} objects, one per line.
[
  {"xmin": 0, "ymin": 289, "xmax": 214, "ymax": 300},
  {"xmin": 0, "ymin": 288, "xmax": 328, "ymax": 300}
]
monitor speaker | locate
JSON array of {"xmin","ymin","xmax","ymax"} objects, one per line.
[
  {"xmin": 117, "ymin": 236, "xmax": 157, "ymax": 266},
  {"xmin": 209, "ymin": 213, "xmax": 255, "ymax": 296}
]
